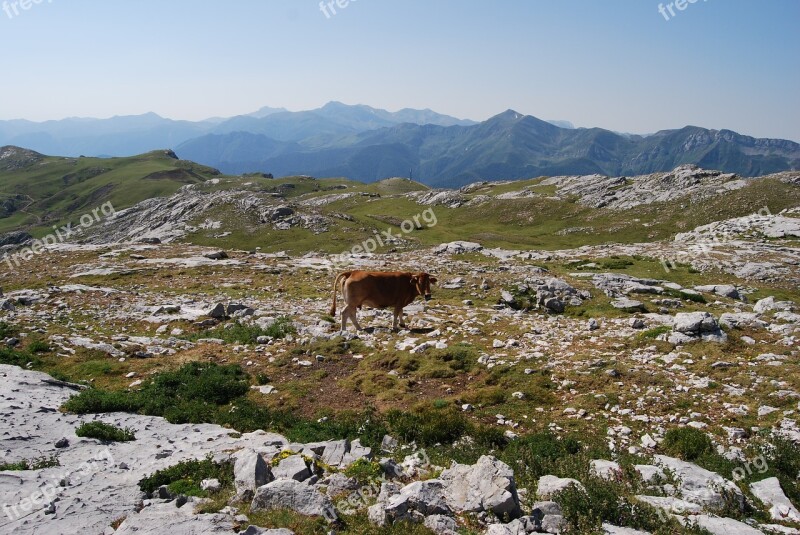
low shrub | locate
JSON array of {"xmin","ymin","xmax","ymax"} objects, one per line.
[
  {"xmin": 0, "ymin": 321, "xmax": 17, "ymax": 339},
  {"xmin": 76, "ymin": 421, "xmax": 136, "ymax": 442},
  {"xmin": 0, "ymin": 456, "xmax": 59, "ymax": 471},
  {"xmin": 662, "ymin": 427, "xmax": 713, "ymax": 461},
  {"xmin": 343, "ymin": 458, "xmax": 383, "ymax": 485},
  {"xmin": 385, "ymin": 405, "xmax": 469, "ymax": 447},
  {"xmin": 139, "ymin": 456, "xmax": 233, "ymax": 496},
  {"xmin": 0, "ymin": 347, "xmax": 41, "ymax": 368}
]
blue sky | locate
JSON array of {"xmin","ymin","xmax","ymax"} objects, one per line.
[{"xmin": 0, "ymin": 0, "xmax": 798, "ymax": 141}]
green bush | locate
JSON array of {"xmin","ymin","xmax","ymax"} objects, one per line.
[
  {"xmin": 0, "ymin": 347, "xmax": 41, "ymax": 368},
  {"xmin": 0, "ymin": 456, "xmax": 59, "ymax": 471},
  {"xmin": 639, "ymin": 326, "xmax": 672, "ymax": 340},
  {"xmin": 385, "ymin": 405, "xmax": 468, "ymax": 447},
  {"xmin": 600, "ymin": 258, "xmax": 634, "ymax": 270},
  {"xmin": 64, "ymin": 362, "xmax": 250, "ymax": 423},
  {"xmin": 139, "ymin": 456, "xmax": 233, "ymax": 496},
  {"xmin": 189, "ymin": 317, "xmax": 295, "ymax": 345},
  {"xmin": 27, "ymin": 339, "xmax": 51, "ymax": 353},
  {"xmin": 64, "ymin": 362, "xmax": 392, "ymax": 450},
  {"xmin": 343, "ymin": 458, "xmax": 384, "ymax": 485},
  {"xmin": 0, "ymin": 321, "xmax": 17, "ymax": 339},
  {"xmin": 63, "ymin": 387, "xmax": 143, "ymax": 414},
  {"xmin": 757, "ymin": 438, "xmax": 800, "ymax": 506},
  {"xmin": 76, "ymin": 421, "xmax": 136, "ymax": 442},
  {"xmin": 556, "ymin": 478, "xmax": 698, "ymax": 535},
  {"xmin": 497, "ymin": 432, "xmax": 608, "ymax": 490},
  {"xmin": 662, "ymin": 427, "xmax": 713, "ymax": 461},
  {"xmin": 664, "ymin": 288, "xmax": 707, "ymax": 304}
]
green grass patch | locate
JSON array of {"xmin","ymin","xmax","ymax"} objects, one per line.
[
  {"xmin": 187, "ymin": 317, "xmax": 295, "ymax": 345},
  {"xmin": 75, "ymin": 421, "xmax": 136, "ymax": 442},
  {"xmin": 343, "ymin": 458, "xmax": 384, "ymax": 485},
  {"xmin": 664, "ymin": 288, "xmax": 707, "ymax": 304},
  {"xmin": 0, "ymin": 456, "xmax": 59, "ymax": 471},
  {"xmin": 661, "ymin": 427, "xmax": 713, "ymax": 461},
  {"xmin": 0, "ymin": 321, "xmax": 17, "ymax": 339},
  {"xmin": 556, "ymin": 478, "xmax": 708, "ymax": 535},
  {"xmin": 639, "ymin": 326, "xmax": 672, "ymax": 340},
  {"xmin": 0, "ymin": 347, "xmax": 42, "ymax": 368},
  {"xmin": 139, "ymin": 456, "xmax": 233, "ymax": 497}
]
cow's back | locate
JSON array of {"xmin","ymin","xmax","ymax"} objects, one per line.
[{"xmin": 344, "ymin": 271, "xmax": 416, "ymax": 309}]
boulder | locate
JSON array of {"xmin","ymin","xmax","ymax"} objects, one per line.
[
  {"xmin": 634, "ymin": 495, "xmax": 703, "ymax": 514},
  {"xmin": 234, "ymin": 450, "xmax": 273, "ymax": 497},
  {"xmin": 611, "ymin": 298, "xmax": 645, "ymax": 312},
  {"xmin": 688, "ymin": 515, "xmax": 765, "ymax": 535},
  {"xmin": 536, "ymin": 475, "xmax": 584, "ymax": 499},
  {"xmin": 424, "ymin": 514, "xmax": 459, "ymax": 535},
  {"xmin": 634, "ymin": 464, "xmax": 665, "ymax": 484},
  {"xmin": 207, "ymin": 303, "xmax": 227, "ymax": 319},
  {"xmin": 719, "ymin": 312, "xmax": 767, "ymax": 330},
  {"xmin": 653, "ymin": 455, "xmax": 743, "ymax": 510},
  {"xmin": 250, "ymin": 479, "xmax": 337, "ymax": 521},
  {"xmin": 321, "ymin": 472, "xmax": 359, "ymax": 498},
  {"xmin": 340, "ymin": 438, "xmax": 372, "ymax": 466},
  {"xmin": 543, "ymin": 297, "xmax": 565, "ymax": 314},
  {"xmin": 694, "ymin": 284, "xmax": 740, "ymax": 300},
  {"xmin": 204, "ymin": 250, "xmax": 229, "ymax": 260},
  {"xmin": 750, "ymin": 477, "xmax": 800, "ymax": 522},
  {"xmin": 367, "ymin": 482, "xmax": 400, "ymax": 527},
  {"xmin": 590, "ymin": 460, "xmax": 622, "ymax": 481},
  {"xmin": 271, "ymin": 454, "xmax": 310, "ymax": 482},
  {"xmin": 320, "ymin": 439, "xmax": 349, "ymax": 467},
  {"xmin": 382, "ymin": 480, "xmax": 451, "ymax": 524},
  {"xmin": 672, "ymin": 311, "xmax": 718, "ymax": 334},
  {"xmin": 434, "ymin": 241, "xmax": 483, "ymax": 254},
  {"xmin": 440, "ymin": 455, "xmax": 521, "ymax": 518}
]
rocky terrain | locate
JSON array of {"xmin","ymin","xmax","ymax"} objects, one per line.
[{"xmin": 0, "ymin": 163, "xmax": 799, "ymax": 534}]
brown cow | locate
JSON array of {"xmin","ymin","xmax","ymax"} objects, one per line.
[{"xmin": 330, "ymin": 271, "xmax": 437, "ymax": 332}]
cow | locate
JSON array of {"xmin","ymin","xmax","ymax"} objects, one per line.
[{"xmin": 329, "ymin": 271, "xmax": 437, "ymax": 332}]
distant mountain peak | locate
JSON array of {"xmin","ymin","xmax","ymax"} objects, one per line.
[{"xmin": 247, "ymin": 106, "xmax": 289, "ymax": 119}]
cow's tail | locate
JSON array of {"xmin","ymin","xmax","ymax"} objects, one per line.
[{"xmin": 329, "ymin": 271, "xmax": 351, "ymax": 316}]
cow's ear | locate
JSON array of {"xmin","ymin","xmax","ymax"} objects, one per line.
[
  {"xmin": 410, "ymin": 275, "xmax": 419, "ymax": 285},
  {"xmin": 429, "ymin": 277, "xmax": 437, "ymax": 284}
]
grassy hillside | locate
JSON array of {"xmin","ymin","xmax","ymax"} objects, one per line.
[{"xmin": 0, "ymin": 146, "xmax": 221, "ymax": 236}]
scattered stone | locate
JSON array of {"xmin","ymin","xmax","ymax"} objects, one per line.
[
  {"xmin": 612, "ymin": 298, "xmax": 645, "ymax": 312},
  {"xmin": 536, "ymin": 475, "xmax": 584, "ymax": 499},
  {"xmin": 251, "ymin": 479, "xmax": 337, "ymax": 521}
]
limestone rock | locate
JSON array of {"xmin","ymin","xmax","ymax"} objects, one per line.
[
  {"xmin": 440, "ymin": 455, "xmax": 521, "ymax": 517},
  {"xmin": 250, "ymin": 479, "xmax": 337, "ymax": 521}
]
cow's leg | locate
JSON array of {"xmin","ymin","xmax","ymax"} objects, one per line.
[
  {"xmin": 344, "ymin": 304, "xmax": 363, "ymax": 331},
  {"xmin": 393, "ymin": 306, "xmax": 407, "ymax": 331},
  {"xmin": 340, "ymin": 307, "xmax": 349, "ymax": 333}
]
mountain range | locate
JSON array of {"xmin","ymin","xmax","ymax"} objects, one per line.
[{"xmin": 1, "ymin": 103, "xmax": 798, "ymax": 187}]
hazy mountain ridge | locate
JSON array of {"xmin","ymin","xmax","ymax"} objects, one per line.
[
  {"xmin": 2, "ymin": 104, "xmax": 798, "ymax": 187},
  {"xmin": 0, "ymin": 102, "xmax": 475, "ymax": 157},
  {"xmin": 178, "ymin": 110, "xmax": 800, "ymax": 186}
]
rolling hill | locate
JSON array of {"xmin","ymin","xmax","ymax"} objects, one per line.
[{"xmin": 0, "ymin": 146, "xmax": 221, "ymax": 236}]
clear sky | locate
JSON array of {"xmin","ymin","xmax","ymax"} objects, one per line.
[{"xmin": 0, "ymin": 0, "xmax": 798, "ymax": 141}]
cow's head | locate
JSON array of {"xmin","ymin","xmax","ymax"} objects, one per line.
[{"xmin": 411, "ymin": 272, "xmax": 437, "ymax": 301}]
